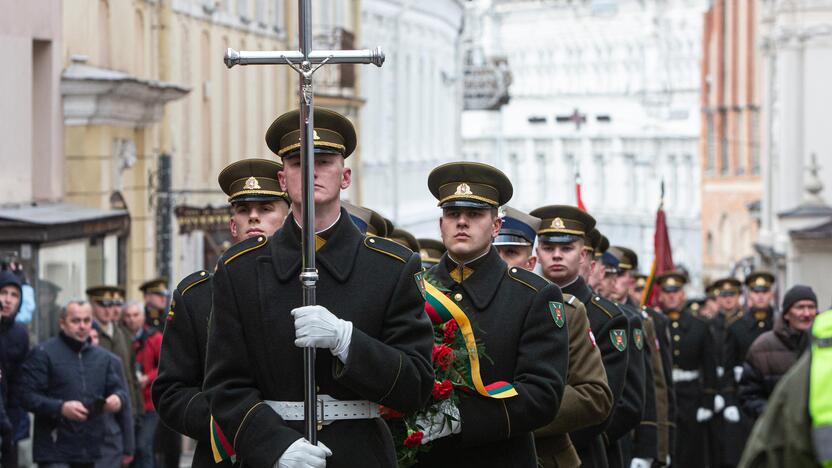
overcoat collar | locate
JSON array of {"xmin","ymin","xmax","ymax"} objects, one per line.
[
  {"xmin": 271, "ymin": 207, "xmax": 362, "ymax": 283},
  {"xmin": 431, "ymin": 247, "xmax": 506, "ymax": 310}
]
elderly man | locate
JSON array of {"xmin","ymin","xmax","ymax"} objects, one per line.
[
  {"xmin": 17, "ymin": 301, "xmax": 130, "ymax": 468},
  {"xmin": 123, "ymin": 301, "xmax": 162, "ymax": 468}
]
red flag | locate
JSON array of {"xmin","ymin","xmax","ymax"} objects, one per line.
[
  {"xmin": 576, "ymin": 173, "xmax": 587, "ymax": 211},
  {"xmin": 641, "ymin": 203, "xmax": 674, "ymax": 307}
]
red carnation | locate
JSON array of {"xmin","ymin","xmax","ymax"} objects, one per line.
[
  {"xmin": 432, "ymin": 345, "xmax": 455, "ymax": 371},
  {"xmin": 403, "ymin": 431, "xmax": 424, "ymax": 448},
  {"xmin": 432, "ymin": 379, "xmax": 453, "ymax": 401},
  {"xmin": 379, "ymin": 405, "xmax": 404, "ymax": 420},
  {"xmin": 443, "ymin": 320, "xmax": 459, "ymax": 344}
]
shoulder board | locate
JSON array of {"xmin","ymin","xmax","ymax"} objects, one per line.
[
  {"xmin": 591, "ymin": 295, "xmax": 622, "ymax": 319},
  {"xmin": 563, "ymin": 293, "xmax": 585, "ymax": 311},
  {"xmin": 176, "ymin": 270, "xmax": 211, "ymax": 296},
  {"xmin": 363, "ymin": 235, "xmax": 411, "ymax": 263},
  {"xmin": 220, "ymin": 235, "xmax": 268, "ymax": 265},
  {"xmin": 507, "ymin": 267, "xmax": 550, "ymax": 292}
]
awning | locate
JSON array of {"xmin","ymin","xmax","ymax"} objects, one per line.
[
  {"xmin": 0, "ymin": 203, "xmax": 130, "ymax": 243},
  {"xmin": 790, "ymin": 218, "xmax": 832, "ymax": 240}
]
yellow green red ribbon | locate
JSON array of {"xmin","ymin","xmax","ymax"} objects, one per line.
[{"xmin": 423, "ymin": 280, "xmax": 518, "ymax": 399}]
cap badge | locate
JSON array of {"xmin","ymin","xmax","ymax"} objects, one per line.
[
  {"xmin": 455, "ymin": 183, "xmax": 473, "ymax": 196},
  {"xmin": 313, "ymin": 130, "xmax": 321, "ymax": 140},
  {"xmin": 667, "ymin": 278, "xmax": 678, "ymax": 286},
  {"xmin": 244, "ymin": 177, "xmax": 261, "ymax": 190},
  {"xmin": 552, "ymin": 217, "xmax": 566, "ymax": 229},
  {"xmin": 755, "ymin": 277, "xmax": 767, "ymax": 286}
]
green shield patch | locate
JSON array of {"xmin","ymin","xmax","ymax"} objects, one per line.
[
  {"xmin": 633, "ymin": 328, "xmax": 644, "ymax": 351},
  {"xmin": 549, "ymin": 302, "xmax": 565, "ymax": 328},
  {"xmin": 610, "ymin": 329, "xmax": 627, "ymax": 352}
]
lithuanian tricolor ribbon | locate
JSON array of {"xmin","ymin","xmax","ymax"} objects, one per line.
[
  {"xmin": 423, "ymin": 280, "xmax": 518, "ymax": 399},
  {"xmin": 210, "ymin": 415, "xmax": 236, "ymax": 464}
]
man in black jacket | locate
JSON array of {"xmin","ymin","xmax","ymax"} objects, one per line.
[
  {"xmin": 18, "ymin": 300, "xmax": 130, "ymax": 468},
  {"xmin": 415, "ymin": 162, "xmax": 569, "ymax": 468},
  {"xmin": 153, "ymin": 158, "xmax": 290, "ymax": 468},
  {"xmin": 203, "ymin": 108, "xmax": 435, "ymax": 468}
]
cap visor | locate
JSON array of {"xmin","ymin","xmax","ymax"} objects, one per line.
[
  {"xmin": 539, "ymin": 233, "xmax": 582, "ymax": 244},
  {"xmin": 494, "ymin": 234, "xmax": 532, "ymax": 246},
  {"xmin": 440, "ymin": 200, "xmax": 494, "ymax": 209}
]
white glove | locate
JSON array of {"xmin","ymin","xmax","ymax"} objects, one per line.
[
  {"xmin": 734, "ymin": 365, "xmax": 744, "ymax": 383},
  {"xmin": 292, "ymin": 305, "xmax": 353, "ymax": 363},
  {"xmin": 724, "ymin": 406, "xmax": 740, "ymax": 423},
  {"xmin": 716, "ymin": 366, "xmax": 725, "ymax": 379},
  {"xmin": 630, "ymin": 458, "xmax": 653, "ymax": 468},
  {"xmin": 415, "ymin": 399, "xmax": 461, "ymax": 444},
  {"xmin": 276, "ymin": 438, "xmax": 331, "ymax": 468},
  {"xmin": 714, "ymin": 394, "xmax": 725, "ymax": 413},
  {"xmin": 666, "ymin": 455, "xmax": 671, "ymax": 466},
  {"xmin": 696, "ymin": 408, "xmax": 713, "ymax": 422}
]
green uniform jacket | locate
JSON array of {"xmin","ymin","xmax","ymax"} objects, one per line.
[
  {"xmin": 96, "ymin": 321, "xmax": 143, "ymax": 417},
  {"xmin": 739, "ymin": 352, "xmax": 818, "ymax": 468},
  {"xmin": 416, "ymin": 248, "xmax": 570, "ymax": 468},
  {"xmin": 204, "ymin": 211, "xmax": 435, "ymax": 468}
]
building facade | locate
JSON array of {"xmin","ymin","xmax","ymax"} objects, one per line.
[
  {"xmin": 756, "ymin": 0, "xmax": 832, "ymax": 305},
  {"xmin": 699, "ymin": 0, "xmax": 764, "ymax": 282},
  {"xmin": 357, "ymin": 0, "xmax": 464, "ymax": 236},
  {"xmin": 462, "ymin": 0, "xmax": 705, "ymax": 287}
]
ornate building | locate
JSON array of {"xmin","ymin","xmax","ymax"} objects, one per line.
[
  {"xmin": 357, "ymin": 0, "xmax": 464, "ymax": 236},
  {"xmin": 462, "ymin": 0, "xmax": 705, "ymax": 287},
  {"xmin": 756, "ymin": 0, "xmax": 832, "ymax": 304}
]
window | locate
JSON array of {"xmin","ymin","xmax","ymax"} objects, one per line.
[
  {"xmin": 273, "ymin": 0, "xmax": 284, "ymax": 32},
  {"xmin": 736, "ymin": 110, "xmax": 745, "ymax": 175},
  {"xmin": 751, "ymin": 109, "xmax": 761, "ymax": 175}
]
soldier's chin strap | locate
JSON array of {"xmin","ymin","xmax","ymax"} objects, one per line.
[{"xmin": 810, "ymin": 310, "xmax": 832, "ymax": 467}]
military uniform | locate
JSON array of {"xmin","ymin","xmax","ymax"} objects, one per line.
[
  {"xmin": 711, "ymin": 277, "xmax": 755, "ymax": 467},
  {"xmin": 601, "ymin": 247, "xmax": 648, "ymax": 468},
  {"xmin": 530, "ymin": 205, "xmax": 631, "ymax": 468},
  {"xmin": 204, "ymin": 109, "xmax": 434, "ymax": 468},
  {"xmin": 414, "ymin": 162, "xmax": 569, "ymax": 468},
  {"xmin": 657, "ymin": 272, "xmax": 716, "ymax": 468},
  {"xmin": 343, "ymin": 200, "xmax": 389, "ymax": 237},
  {"xmin": 535, "ymin": 294, "xmax": 613, "ymax": 468},
  {"xmin": 140, "ymin": 278, "xmax": 169, "ymax": 332},
  {"xmin": 153, "ymin": 158, "xmax": 290, "ymax": 468},
  {"xmin": 640, "ymin": 304, "xmax": 676, "ymax": 465}
]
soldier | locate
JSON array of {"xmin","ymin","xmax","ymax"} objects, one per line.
[
  {"xmin": 203, "ymin": 108, "xmax": 435, "ymax": 468},
  {"xmin": 493, "ymin": 206, "xmax": 613, "ymax": 468},
  {"xmin": 656, "ymin": 271, "xmax": 716, "ymax": 468},
  {"xmin": 712, "ymin": 276, "xmax": 758, "ymax": 467},
  {"xmin": 414, "ymin": 162, "xmax": 569, "ymax": 468},
  {"xmin": 599, "ymin": 247, "xmax": 648, "ymax": 468},
  {"xmin": 152, "ymin": 158, "xmax": 290, "ymax": 467},
  {"xmin": 620, "ymin": 252, "xmax": 675, "ymax": 468},
  {"xmin": 139, "ymin": 278, "xmax": 169, "ymax": 332},
  {"xmin": 725, "ymin": 272, "xmax": 777, "ymax": 385},
  {"xmin": 417, "ymin": 238, "xmax": 445, "ymax": 270},
  {"xmin": 87, "ymin": 285, "xmax": 139, "ymax": 468},
  {"xmin": 586, "ymin": 231, "xmax": 609, "ymax": 291},
  {"xmin": 532, "ymin": 205, "xmax": 629, "ymax": 468}
]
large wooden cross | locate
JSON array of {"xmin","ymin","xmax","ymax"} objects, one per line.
[{"xmin": 224, "ymin": 1, "xmax": 385, "ymax": 444}]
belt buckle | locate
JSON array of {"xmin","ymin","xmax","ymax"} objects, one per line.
[{"xmin": 317, "ymin": 398, "xmax": 325, "ymax": 430}]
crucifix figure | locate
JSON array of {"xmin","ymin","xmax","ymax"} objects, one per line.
[
  {"xmin": 555, "ymin": 108, "xmax": 587, "ymax": 131},
  {"xmin": 224, "ymin": 0, "xmax": 384, "ymax": 445}
]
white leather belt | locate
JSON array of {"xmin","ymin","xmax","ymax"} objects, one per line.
[
  {"xmin": 672, "ymin": 369, "xmax": 700, "ymax": 382},
  {"xmin": 265, "ymin": 395, "xmax": 379, "ymax": 426}
]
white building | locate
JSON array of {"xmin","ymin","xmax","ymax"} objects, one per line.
[
  {"xmin": 757, "ymin": 0, "xmax": 832, "ymax": 305},
  {"xmin": 358, "ymin": 0, "xmax": 464, "ymax": 237},
  {"xmin": 462, "ymin": 0, "xmax": 706, "ymax": 286}
]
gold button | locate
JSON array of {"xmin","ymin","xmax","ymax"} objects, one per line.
[
  {"xmin": 673, "ymin": 335, "xmax": 680, "ymax": 342},
  {"xmin": 758, "ymin": 322, "xmax": 765, "ymax": 328},
  {"xmin": 258, "ymin": 236, "xmax": 264, "ymax": 242},
  {"xmin": 454, "ymin": 293, "xmax": 463, "ymax": 302},
  {"xmin": 510, "ymin": 268, "xmax": 517, "ymax": 273},
  {"xmin": 369, "ymin": 238, "xmax": 376, "ymax": 243},
  {"xmin": 674, "ymin": 350, "xmax": 680, "ymax": 356},
  {"xmin": 672, "ymin": 322, "xmax": 679, "ymax": 328},
  {"xmin": 200, "ymin": 271, "xmax": 206, "ymax": 276}
]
